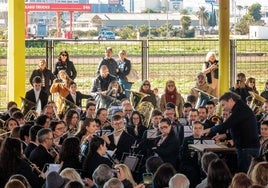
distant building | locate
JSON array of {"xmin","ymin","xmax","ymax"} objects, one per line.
[
  {"xmin": 76, "ymin": 13, "xmax": 199, "ymax": 30},
  {"xmin": 249, "ymin": 26, "xmax": 268, "ymax": 39}
]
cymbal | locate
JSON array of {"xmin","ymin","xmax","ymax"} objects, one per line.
[
  {"xmin": 193, "ymin": 88, "xmax": 216, "ymax": 99},
  {"xmin": 249, "ymin": 91, "xmax": 266, "ymax": 103}
]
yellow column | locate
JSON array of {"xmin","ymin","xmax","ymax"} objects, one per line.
[
  {"xmin": 218, "ymin": 0, "xmax": 230, "ymax": 96},
  {"xmin": 8, "ymin": 0, "xmax": 25, "ymax": 105}
]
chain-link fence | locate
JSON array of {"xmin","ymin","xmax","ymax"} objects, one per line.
[{"xmin": 0, "ymin": 39, "xmax": 267, "ymax": 109}]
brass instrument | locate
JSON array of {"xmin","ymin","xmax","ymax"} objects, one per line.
[
  {"xmin": 193, "ymin": 88, "xmax": 217, "ymax": 109},
  {"xmin": 209, "ymin": 103, "xmax": 223, "ymax": 125},
  {"xmin": 61, "ymin": 97, "xmax": 81, "ymax": 117},
  {"xmin": 129, "ymin": 90, "xmax": 155, "ymax": 127},
  {"xmin": 21, "ymin": 97, "xmax": 39, "ymax": 121},
  {"xmin": 248, "ymin": 91, "xmax": 266, "ymax": 115}
]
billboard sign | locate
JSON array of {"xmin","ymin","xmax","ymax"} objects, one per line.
[{"xmin": 25, "ymin": 3, "xmax": 92, "ymax": 12}]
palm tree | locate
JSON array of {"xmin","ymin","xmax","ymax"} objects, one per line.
[{"xmin": 196, "ymin": 6, "xmax": 209, "ymax": 28}]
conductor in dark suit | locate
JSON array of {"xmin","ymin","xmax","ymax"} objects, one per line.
[
  {"xmin": 25, "ymin": 76, "xmax": 48, "ymax": 110},
  {"xmin": 203, "ymin": 92, "xmax": 260, "ymax": 173},
  {"xmin": 102, "ymin": 114, "xmax": 135, "ymax": 162},
  {"xmin": 65, "ymin": 81, "xmax": 91, "ymax": 108}
]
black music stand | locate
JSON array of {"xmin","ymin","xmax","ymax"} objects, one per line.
[{"xmin": 121, "ymin": 152, "xmax": 144, "ymax": 172}]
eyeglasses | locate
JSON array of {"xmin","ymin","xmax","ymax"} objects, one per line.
[
  {"xmin": 47, "ymin": 137, "xmax": 54, "ymax": 141},
  {"xmin": 61, "ymin": 54, "xmax": 67, "ymax": 57},
  {"xmin": 159, "ymin": 126, "xmax": 169, "ymax": 129},
  {"xmin": 143, "ymin": 84, "xmax": 150, "ymax": 86},
  {"xmin": 167, "ymin": 85, "xmax": 174, "ymax": 87}
]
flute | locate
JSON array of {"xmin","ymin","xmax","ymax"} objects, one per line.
[
  {"xmin": 106, "ymin": 128, "xmax": 125, "ymax": 136},
  {"xmin": 0, "ymin": 131, "xmax": 11, "ymax": 137}
]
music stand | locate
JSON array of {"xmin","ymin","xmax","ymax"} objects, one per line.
[{"xmin": 121, "ymin": 152, "xmax": 144, "ymax": 172}]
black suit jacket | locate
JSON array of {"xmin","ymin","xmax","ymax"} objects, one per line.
[
  {"xmin": 107, "ymin": 131, "xmax": 135, "ymax": 161},
  {"xmin": 154, "ymin": 132, "xmax": 180, "ymax": 167},
  {"xmin": 29, "ymin": 144, "xmax": 54, "ymax": 170},
  {"xmin": 24, "ymin": 142, "xmax": 38, "ymax": 158},
  {"xmin": 65, "ymin": 91, "xmax": 91, "ymax": 108},
  {"xmin": 25, "ymin": 89, "xmax": 48, "ymax": 110},
  {"xmin": 82, "ymin": 152, "xmax": 112, "ymax": 179}
]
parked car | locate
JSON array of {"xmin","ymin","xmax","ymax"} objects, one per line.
[{"xmin": 98, "ymin": 30, "xmax": 115, "ymax": 40}]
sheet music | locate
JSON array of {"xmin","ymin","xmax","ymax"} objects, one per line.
[
  {"xmin": 44, "ymin": 164, "xmax": 61, "ymax": 176},
  {"xmin": 184, "ymin": 125, "xmax": 192, "ymax": 137},
  {"xmin": 146, "ymin": 129, "xmax": 159, "ymax": 139}
]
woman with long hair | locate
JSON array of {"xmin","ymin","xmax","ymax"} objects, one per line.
[
  {"xmin": 160, "ymin": 80, "xmax": 184, "ymax": 116},
  {"xmin": 114, "ymin": 164, "xmax": 137, "ymax": 188},
  {"xmin": 206, "ymin": 159, "xmax": 232, "ymax": 188},
  {"xmin": 106, "ymin": 80, "xmax": 126, "ymax": 102},
  {"xmin": 202, "ymin": 51, "xmax": 219, "ymax": 96},
  {"xmin": 53, "ymin": 50, "xmax": 77, "ymax": 80},
  {"xmin": 126, "ymin": 110, "xmax": 147, "ymax": 142},
  {"xmin": 75, "ymin": 118, "xmax": 98, "ymax": 163},
  {"xmin": 246, "ymin": 77, "xmax": 259, "ymax": 94},
  {"xmin": 82, "ymin": 136, "xmax": 112, "ymax": 179},
  {"xmin": 64, "ymin": 109, "xmax": 80, "ymax": 134},
  {"xmin": 139, "ymin": 80, "xmax": 157, "ymax": 108},
  {"xmin": 0, "ymin": 137, "xmax": 45, "ymax": 188},
  {"xmin": 50, "ymin": 70, "xmax": 73, "ymax": 116},
  {"xmin": 59, "ymin": 137, "xmax": 82, "ymax": 172}
]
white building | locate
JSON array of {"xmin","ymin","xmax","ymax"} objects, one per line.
[{"xmin": 249, "ymin": 26, "xmax": 268, "ymax": 39}]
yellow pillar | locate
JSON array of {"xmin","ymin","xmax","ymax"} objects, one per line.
[
  {"xmin": 8, "ymin": 0, "xmax": 25, "ymax": 106},
  {"xmin": 218, "ymin": 0, "xmax": 230, "ymax": 96}
]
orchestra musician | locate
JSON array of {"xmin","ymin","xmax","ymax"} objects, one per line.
[
  {"xmin": 163, "ymin": 103, "xmax": 184, "ymax": 147},
  {"xmin": 106, "ymin": 80, "xmax": 126, "ymax": 101},
  {"xmin": 29, "ymin": 128, "xmax": 59, "ymax": 174},
  {"xmin": 180, "ymin": 121, "xmax": 206, "ymax": 188},
  {"xmin": 82, "ymin": 135, "xmax": 113, "ymax": 179},
  {"xmin": 198, "ymin": 106, "xmax": 215, "ymax": 130},
  {"xmin": 49, "ymin": 120, "xmax": 68, "ymax": 150},
  {"xmin": 126, "ymin": 110, "xmax": 147, "ymax": 143},
  {"xmin": 205, "ymin": 101, "xmax": 216, "ymax": 119},
  {"xmin": 63, "ymin": 109, "xmax": 80, "ymax": 135},
  {"xmin": 102, "ymin": 114, "xmax": 135, "ymax": 162},
  {"xmin": 0, "ymin": 137, "xmax": 45, "ymax": 188},
  {"xmin": 96, "ymin": 108, "xmax": 111, "ymax": 131},
  {"xmin": 189, "ymin": 72, "xmax": 216, "ymax": 101},
  {"xmin": 25, "ymin": 76, "xmax": 48, "ymax": 110},
  {"xmin": 151, "ymin": 118, "xmax": 180, "ymax": 168},
  {"xmin": 260, "ymin": 80, "xmax": 268, "ymax": 100},
  {"xmin": 260, "ymin": 120, "xmax": 268, "ymax": 145},
  {"xmin": 65, "ymin": 81, "xmax": 92, "ymax": 108},
  {"xmin": 75, "ymin": 118, "xmax": 99, "ymax": 162},
  {"xmin": 229, "ymin": 73, "xmax": 252, "ymax": 103},
  {"xmin": 58, "ymin": 137, "xmax": 82, "ymax": 172},
  {"xmin": 24, "ymin": 125, "xmax": 43, "ymax": 158},
  {"xmin": 0, "ymin": 101, "xmax": 17, "ymax": 122}
]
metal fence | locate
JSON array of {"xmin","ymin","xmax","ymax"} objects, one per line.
[{"xmin": 0, "ymin": 39, "xmax": 267, "ymax": 109}]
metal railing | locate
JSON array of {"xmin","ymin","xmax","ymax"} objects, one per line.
[{"xmin": 0, "ymin": 38, "xmax": 267, "ymax": 109}]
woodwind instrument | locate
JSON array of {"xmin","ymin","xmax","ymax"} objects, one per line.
[
  {"xmin": 0, "ymin": 131, "xmax": 11, "ymax": 137},
  {"xmin": 22, "ymin": 155, "xmax": 43, "ymax": 175},
  {"xmin": 106, "ymin": 128, "xmax": 125, "ymax": 136}
]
